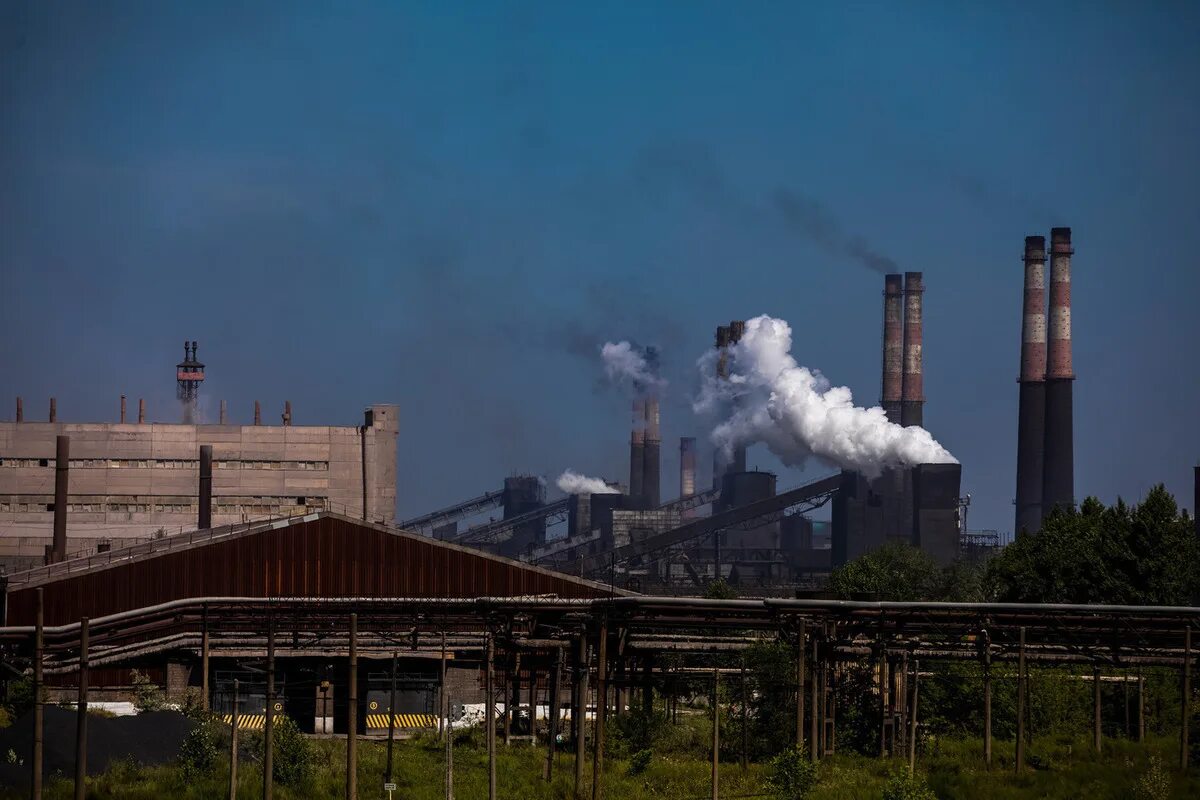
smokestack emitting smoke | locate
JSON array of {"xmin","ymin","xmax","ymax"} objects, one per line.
[
  {"xmin": 1042, "ymin": 227, "xmax": 1075, "ymax": 514},
  {"xmin": 679, "ymin": 437, "xmax": 697, "ymax": 498},
  {"xmin": 881, "ymin": 274, "xmax": 904, "ymax": 424},
  {"xmin": 713, "ymin": 322, "xmax": 748, "ymax": 487},
  {"xmin": 629, "ymin": 398, "xmax": 645, "ymax": 505},
  {"xmin": 643, "ymin": 395, "xmax": 661, "ymax": 507},
  {"xmin": 1015, "ymin": 235, "xmax": 1047, "ymax": 535},
  {"xmin": 694, "ymin": 315, "xmax": 956, "ymax": 479},
  {"xmin": 52, "ymin": 435, "xmax": 69, "ymax": 564},
  {"xmin": 900, "ymin": 272, "xmax": 924, "ymax": 428},
  {"xmin": 556, "ymin": 470, "xmax": 620, "ymax": 495}
]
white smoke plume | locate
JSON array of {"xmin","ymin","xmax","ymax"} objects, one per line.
[
  {"xmin": 601, "ymin": 341, "xmax": 666, "ymax": 393},
  {"xmin": 556, "ymin": 470, "xmax": 620, "ymax": 495},
  {"xmin": 693, "ymin": 315, "xmax": 956, "ymax": 479}
]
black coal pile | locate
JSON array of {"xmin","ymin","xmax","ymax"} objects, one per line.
[{"xmin": 0, "ymin": 706, "xmax": 195, "ymax": 789}]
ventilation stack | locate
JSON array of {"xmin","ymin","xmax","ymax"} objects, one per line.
[
  {"xmin": 900, "ymin": 273, "xmax": 925, "ymax": 428},
  {"xmin": 881, "ymin": 274, "xmax": 904, "ymax": 424},
  {"xmin": 712, "ymin": 326, "xmax": 732, "ymax": 489},
  {"xmin": 728, "ymin": 322, "xmax": 747, "ymax": 472},
  {"xmin": 1042, "ymin": 227, "xmax": 1075, "ymax": 515},
  {"xmin": 52, "ymin": 435, "xmax": 69, "ymax": 564},
  {"xmin": 679, "ymin": 437, "xmax": 697, "ymax": 498},
  {"xmin": 629, "ymin": 398, "xmax": 645, "ymax": 508},
  {"xmin": 1015, "ymin": 236, "xmax": 1047, "ymax": 536},
  {"xmin": 642, "ymin": 396, "xmax": 661, "ymax": 508},
  {"xmin": 199, "ymin": 445, "xmax": 213, "ymax": 530}
]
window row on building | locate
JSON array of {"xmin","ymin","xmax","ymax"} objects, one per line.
[
  {"xmin": 0, "ymin": 495, "xmax": 330, "ymax": 514},
  {"xmin": 0, "ymin": 458, "xmax": 329, "ymax": 471}
]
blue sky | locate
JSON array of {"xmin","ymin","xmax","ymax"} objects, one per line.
[{"xmin": 2, "ymin": 2, "xmax": 1198, "ymax": 533}]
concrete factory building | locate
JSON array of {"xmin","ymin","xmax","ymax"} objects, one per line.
[{"xmin": 0, "ymin": 403, "xmax": 399, "ymax": 568}]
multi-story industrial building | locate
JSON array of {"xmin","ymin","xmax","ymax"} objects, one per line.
[{"xmin": 0, "ymin": 403, "xmax": 398, "ymax": 568}]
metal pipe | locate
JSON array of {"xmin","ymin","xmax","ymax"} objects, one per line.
[
  {"xmin": 386, "ymin": 652, "xmax": 397, "ymax": 784},
  {"xmin": 983, "ymin": 633, "xmax": 992, "ymax": 768},
  {"xmin": 254, "ymin": 401, "xmax": 261, "ymax": 426},
  {"xmin": 1138, "ymin": 673, "xmax": 1146, "ymax": 743},
  {"xmin": 545, "ymin": 645, "xmax": 561, "ymax": 781},
  {"xmin": 138, "ymin": 398, "xmax": 145, "ymax": 424},
  {"xmin": 900, "ymin": 273, "xmax": 924, "ymax": 428},
  {"xmin": 49, "ymin": 397, "xmax": 56, "ymax": 423},
  {"xmin": 52, "ymin": 436, "xmax": 69, "ymax": 564},
  {"xmin": 487, "ymin": 633, "xmax": 496, "ymax": 800},
  {"xmin": 574, "ymin": 635, "xmax": 586, "ymax": 800},
  {"xmin": 444, "ymin": 640, "xmax": 454, "ymax": 800},
  {"xmin": 1016, "ymin": 627, "xmax": 1026, "ymax": 772},
  {"xmin": 73, "ymin": 617, "xmax": 88, "ymax": 800},
  {"xmin": 347, "ymin": 612, "xmax": 357, "ymax": 800},
  {"xmin": 711, "ymin": 669, "xmax": 720, "ymax": 800},
  {"xmin": 199, "ymin": 445, "xmax": 213, "ymax": 530},
  {"xmin": 907, "ymin": 658, "xmax": 919, "ymax": 773},
  {"xmin": 220, "ymin": 399, "xmax": 227, "ymax": 425},
  {"xmin": 881, "ymin": 274, "xmax": 904, "ymax": 424},
  {"xmin": 440, "ymin": 633, "xmax": 448, "ymax": 739},
  {"xmin": 1093, "ymin": 664, "xmax": 1102, "ymax": 754},
  {"xmin": 32, "ymin": 588, "xmax": 43, "ymax": 800},
  {"xmin": 229, "ymin": 679, "xmax": 239, "ymax": 800},
  {"xmin": 795, "ymin": 621, "xmax": 806, "ymax": 750},
  {"xmin": 263, "ymin": 622, "xmax": 274, "ymax": 800},
  {"xmin": 879, "ymin": 646, "xmax": 888, "ymax": 757},
  {"xmin": 1015, "ymin": 235, "xmax": 1047, "ymax": 535},
  {"xmin": 1043, "ymin": 227, "xmax": 1075, "ymax": 515},
  {"xmin": 120, "ymin": 395, "xmax": 126, "ymax": 423},
  {"xmin": 810, "ymin": 634, "xmax": 819, "ymax": 761},
  {"xmin": 592, "ymin": 620, "xmax": 608, "ymax": 800},
  {"xmin": 1182, "ymin": 627, "xmax": 1191, "ymax": 770},
  {"xmin": 740, "ymin": 661, "xmax": 748, "ymax": 769},
  {"xmin": 16, "ymin": 396, "xmax": 23, "ymax": 423},
  {"xmin": 201, "ymin": 605, "xmax": 210, "ymax": 712}
]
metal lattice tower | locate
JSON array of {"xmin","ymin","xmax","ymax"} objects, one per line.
[{"xmin": 176, "ymin": 340, "xmax": 205, "ymax": 404}]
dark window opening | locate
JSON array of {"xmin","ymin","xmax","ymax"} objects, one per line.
[
  {"xmin": 38, "ymin": 458, "xmax": 48, "ymax": 467},
  {"xmin": 296, "ymin": 496, "xmax": 306, "ymax": 505},
  {"xmin": 45, "ymin": 503, "xmax": 55, "ymax": 512}
]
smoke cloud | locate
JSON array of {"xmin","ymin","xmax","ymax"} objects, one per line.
[
  {"xmin": 771, "ymin": 189, "xmax": 899, "ymax": 274},
  {"xmin": 600, "ymin": 341, "xmax": 666, "ymax": 394},
  {"xmin": 694, "ymin": 315, "xmax": 956, "ymax": 479},
  {"xmin": 556, "ymin": 470, "xmax": 620, "ymax": 495}
]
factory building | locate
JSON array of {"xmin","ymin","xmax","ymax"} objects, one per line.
[{"xmin": 0, "ymin": 401, "xmax": 399, "ymax": 569}]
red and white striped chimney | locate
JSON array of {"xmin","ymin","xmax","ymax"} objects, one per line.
[
  {"xmin": 1042, "ymin": 227, "xmax": 1075, "ymax": 514},
  {"xmin": 1014, "ymin": 236, "xmax": 1047, "ymax": 535},
  {"xmin": 881, "ymin": 274, "xmax": 904, "ymax": 424}
]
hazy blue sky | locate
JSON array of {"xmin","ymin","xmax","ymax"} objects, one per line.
[{"xmin": 2, "ymin": 2, "xmax": 1198, "ymax": 533}]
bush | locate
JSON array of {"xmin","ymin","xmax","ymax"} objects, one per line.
[
  {"xmin": 253, "ymin": 715, "xmax": 315, "ymax": 785},
  {"xmin": 130, "ymin": 669, "xmax": 166, "ymax": 712},
  {"xmin": 881, "ymin": 769, "xmax": 936, "ymax": 800},
  {"xmin": 765, "ymin": 744, "xmax": 816, "ymax": 800},
  {"xmin": 628, "ymin": 748, "xmax": 652, "ymax": 775},
  {"xmin": 177, "ymin": 719, "xmax": 222, "ymax": 782}
]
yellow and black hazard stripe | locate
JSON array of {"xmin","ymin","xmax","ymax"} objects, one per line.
[
  {"xmin": 222, "ymin": 714, "xmax": 267, "ymax": 730},
  {"xmin": 366, "ymin": 713, "xmax": 437, "ymax": 729}
]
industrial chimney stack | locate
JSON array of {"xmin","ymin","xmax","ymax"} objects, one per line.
[
  {"xmin": 1014, "ymin": 236, "xmax": 1047, "ymax": 535},
  {"xmin": 880, "ymin": 274, "xmax": 904, "ymax": 424},
  {"xmin": 629, "ymin": 398, "xmax": 645, "ymax": 507},
  {"xmin": 1042, "ymin": 227, "xmax": 1075, "ymax": 515},
  {"xmin": 642, "ymin": 396, "xmax": 661, "ymax": 508},
  {"xmin": 900, "ymin": 273, "xmax": 925, "ymax": 428}
]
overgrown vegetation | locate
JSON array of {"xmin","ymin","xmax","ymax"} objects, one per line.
[{"xmin": 129, "ymin": 669, "xmax": 166, "ymax": 713}]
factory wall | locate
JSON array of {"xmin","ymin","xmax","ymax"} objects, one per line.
[{"xmin": 0, "ymin": 404, "xmax": 399, "ymax": 563}]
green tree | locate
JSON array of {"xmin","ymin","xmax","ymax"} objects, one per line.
[{"xmin": 828, "ymin": 542, "xmax": 941, "ymax": 601}]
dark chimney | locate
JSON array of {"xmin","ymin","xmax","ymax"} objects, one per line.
[
  {"xmin": 49, "ymin": 397, "xmax": 56, "ymax": 423},
  {"xmin": 1015, "ymin": 236, "xmax": 1047, "ymax": 536},
  {"xmin": 120, "ymin": 395, "xmax": 127, "ymax": 423},
  {"xmin": 219, "ymin": 399, "xmax": 228, "ymax": 425},
  {"xmin": 1042, "ymin": 227, "xmax": 1075, "ymax": 515},
  {"xmin": 138, "ymin": 398, "xmax": 145, "ymax": 424},
  {"xmin": 283, "ymin": 401, "xmax": 292, "ymax": 426},
  {"xmin": 629, "ymin": 398, "xmax": 645, "ymax": 507},
  {"xmin": 881, "ymin": 274, "xmax": 904, "ymax": 424},
  {"xmin": 199, "ymin": 445, "xmax": 213, "ymax": 529},
  {"xmin": 254, "ymin": 401, "xmax": 262, "ymax": 426},
  {"xmin": 642, "ymin": 397, "xmax": 661, "ymax": 508},
  {"xmin": 679, "ymin": 437, "xmax": 697, "ymax": 498},
  {"xmin": 52, "ymin": 435, "xmax": 69, "ymax": 563},
  {"xmin": 900, "ymin": 273, "xmax": 924, "ymax": 428},
  {"xmin": 15, "ymin": 396, "xmax": 22, "ymax": 423}
]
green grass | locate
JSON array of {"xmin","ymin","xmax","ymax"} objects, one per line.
[{"xmin": 7, "ymin": 731, "xmax": 1200, "ymax": 799}]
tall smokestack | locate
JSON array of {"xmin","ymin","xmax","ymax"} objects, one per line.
[
  {"xmin": 629, "ymin": 398, "xmax": 645, "ymax": 507},
  {"xmin": 901, "ymin": 273, "xmax": 924, "ymax": 428},
  {"xmin": 1015, "ymin": 236, "xmax": 1047, "ymax": 535},
  {"xmin": 49, "ymin": 397, "xmax": 56, "ymax": 423},
  {"xmin": 680, "ymin": 437, "xmax": 697, "ymax": 520},
  {"xmin": 643, "ymin": 397, "xmax": 661, "ymax": 508},
  {"xmin": 283, "ymin": 401, "xmax": 292, "ymax": 426},
  {"xmin": 1042, "ymin": 227, "xmax": 1075, "ymax": 515},
  {"xmin": 52, "ymin": 435, "xmax": 69, "ymax": 564},
  {"xmin": 881, "ymin": 274, "xmax": 904, "ymax": 424},
  {"xmin": 120, "ymin": 395, "xmax": 127, "ymax": 423},
  {"xmin": 728, "ymin": 321, "xmax": 747, "ymax": 472},
  {"xmin": 15, "ymin": 396, "xmax": 22, "ymax": 423},
  {"xmin": 254, "ymin": 401, "xmax": 262, "ymax": 426},
  {"xmin": 198, "ymin": 445, "xmax": 213, "ymax": 529},
  {"xmin": 219, "ymin": 399, "xmax": 227, "ymax": 425},
  {"xmin": 138, "ymin": 398, "xmax": 145, "ymax": 424}
]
